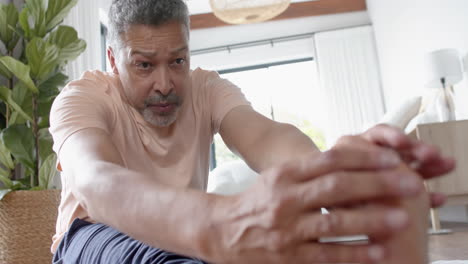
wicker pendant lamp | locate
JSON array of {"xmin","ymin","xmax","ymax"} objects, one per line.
[{"xmin": 209, "ymin": 0, "xmax": 291, "ymax": 24}]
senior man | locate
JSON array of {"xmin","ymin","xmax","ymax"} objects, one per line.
[{"xmin": 50, "ymin": 0, "xmax": 454, "ymax": 263}]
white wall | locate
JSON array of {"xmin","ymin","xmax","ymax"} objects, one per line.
[
  {"xmin": 190, "ymin": 11, "xmax": 371, "ymax": 83},
  {"xmin": 367, "ymin": 0, "xmax": 468, "ymax": 115},
  {"xmin": 368, "ymin": 0, "xmax": 468, "ymax": 223},
  {"xmin": 190, "ymin": 11, "xmax": 371, "ymax": 51},
  {"xmin": 63, "ymin": 0, "xmax": 103, "ymax": 81}
]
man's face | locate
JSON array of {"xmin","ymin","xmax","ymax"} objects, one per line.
[{"xmin": 108, "ymin": 22, "xmax": 190, "ymax": 127}]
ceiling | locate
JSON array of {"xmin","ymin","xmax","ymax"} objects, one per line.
[
  {"xmin": 187, "ymin": 0, "xmax": 315, "ymax": 15},
  {"xmin": 100, "ymin": 0, "xmax": 317, "ymax": 15}
]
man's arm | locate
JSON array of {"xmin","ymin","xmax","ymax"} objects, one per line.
[
  {"xmin": 60, "ymin": 127, "xmax": 424, "ymax": 264},
  {"xmin": 59, "ymin": 128, "xmax": 218, "ymax": 258},
  {"xmin": 219, "ymin": 105, "xmax": 319, "ymax": 172},
  {"xmin": 220, "ymin": 106, "xmax": 455, "ymax": 208}
]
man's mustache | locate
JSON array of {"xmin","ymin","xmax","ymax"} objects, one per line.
[{"xmin": 144, "ymin": 93, "xmax": 181, "ymax": 106}]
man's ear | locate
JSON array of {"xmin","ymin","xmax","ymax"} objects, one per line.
[{"xmin": 107, "ymin": 47, "xmax": 119, "ymax": 75}]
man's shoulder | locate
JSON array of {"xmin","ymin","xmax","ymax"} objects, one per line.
[
  {"xmin": 62, "ymin": 70, "xmax": 119, "ymax": 96},
  {"xmin": 52, "ymin": 70, "xmax": 123, "ymax": 115},
  {"xmin": 191, "ymin": 67, "xmax": 223, "ymax": 87}
]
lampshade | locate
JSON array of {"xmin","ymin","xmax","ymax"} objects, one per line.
[
  {"xmin": 210, "ymin": 0, "xmax": 291, "ymax": 25},
  {"xmin": 424, "ymin": 49, "xmax": 464, "ymax": 88}
]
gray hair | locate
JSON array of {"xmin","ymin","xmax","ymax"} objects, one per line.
[{"xmin": 108, "ymin": 0, "xmax": 190, "ymax": 47}]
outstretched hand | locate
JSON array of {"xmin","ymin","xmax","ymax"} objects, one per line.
[{"xmin": 343, "ymin": 124, "xmax": 455, "ymax": 207}]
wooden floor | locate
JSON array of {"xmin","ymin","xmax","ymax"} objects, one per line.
[{"xmin": 429, "ymin": 222, "xmax": 468, "ymax": 262}]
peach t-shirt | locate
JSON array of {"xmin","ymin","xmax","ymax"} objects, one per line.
[{"xmin": 49, "ymin": 68, "xmax": 250, "ymax": 253}]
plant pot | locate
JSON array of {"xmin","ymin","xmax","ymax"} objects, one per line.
[{"xmin": 0, "ymin": 190, "xmax": 61, "ymax": 264}]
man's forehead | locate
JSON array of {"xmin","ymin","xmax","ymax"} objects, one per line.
[
  {"xmin": 122, "ymin": 23, "xmax": 189, "ymax": 41},
  {"xmin": 127, "ymin": 45, "xmax": 188, "ymax": 57},
  {"xmin": 116, "ymin": 23, "xmax": 189, "ymax": 55}
]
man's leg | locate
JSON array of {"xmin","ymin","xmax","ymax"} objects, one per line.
[{"xmin": 53, "ymin": 219, "xmax": 207, "ymax": 264}]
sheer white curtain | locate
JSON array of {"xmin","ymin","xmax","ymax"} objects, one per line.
[
  {"xmin": 314, "ymin": 25, "xmax": 385, "ymax": 147},
  {"xmin": 63, "ymin": 0, "xmax": 103, "ymax": 81}
]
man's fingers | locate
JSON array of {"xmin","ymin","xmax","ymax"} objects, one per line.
[
  {"xmin": 362, "ymin": 124, "xmax": 456, "ymax": 179},
  {"xmin": 362, "ymin": 124, "xmax": 413, "ymax": 150},
  {"xmin": 294, "ymin": 207, "xmax": 408, "ymax": 240},
  {"xmin": 417, "ymin": 157, "xmax": 456, "ymax": 179},
  {"xmin": 291, "ymin": 145, "xmax": 401, "ymax": 182},
  {"xmin": 298, "ymin": 169, "xmax": 424, "ymax": 209},
  {"xmin": 430, "ymin": 192, "xmax": 447, "ymax": 208},
  {"xmin": 292, "ymin": 243, "xmax": 386, "ymax": 264}
]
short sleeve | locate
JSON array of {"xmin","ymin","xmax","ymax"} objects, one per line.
[
  {"xmin": 203, "ymin": 70, "xmax": 251, "ymax": 134},
  {"xmin": 49, "ymin": 71, "xmax": 116, "ymax": 157}
]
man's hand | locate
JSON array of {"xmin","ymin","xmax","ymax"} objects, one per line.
[
  {"xmin": 343, "ymin": 124, "xmax": 456, "ymax": 207},
  {"xmin": 204, "ymin": 147, "xmax": 425, "ymax": 264},
  {"xmin": 369, "ymin": 165, "xmax": 431, "ymax": 264}
]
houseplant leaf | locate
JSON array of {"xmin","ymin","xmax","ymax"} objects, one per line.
[
  {"xmin": 45, "ymin": 0, "xmax": 78, "ymax": 32},
  {"xmin": 0, "ymin": 170, "xmax": 13, "ymax": 188},
  {"xmin": 23, "ymin": 0, "xmax": 47, "ymax": 39},
  {"xmin": 38, "ymin": 128, "xmax": 53, "ymax": 162},
  {"xmin": 0, "ymin": 189, "xmax": 12, "ymax": 200},
  {"xmin": 47, "ymin": 25, "xmax": 86, "ymax": 64},
  {"xmin": 0, "ymin": 61, "xmax": 11, "ymax": 79},
  {"xmin": 2, "ymin": 125, "xmax": 35, "ymax": 170},
  {"xmin": 0, "ymin": 136, "xmax": 15, "ymax": 170},
  {"xmin": 6, "ymin": 25, "xmax": 20, "ymax": 52},
  {"xmin": 18, "ymin": 6, "xmax": 31, "ymax": 39},
  {"xmin": 10, "ymin": 82, "xmax": 33, "ymax": 125},
  {"xmin": 26, "ymin": 38, "xmax": 59, "ymax": 81},
  {"xmin": 38, "ymin": 71, "xmax": 67, "ymax": 100},
  {"xmin": 0, "ymin": 3, "xmax": 19, "ymax": 50},
  {"xmin": 39, "ymin": 153, "xmax": 57, "ymax": 189},
  {"xmin": 0, "ymin": 56, "xmax": 38, "ymax": 93},
  {"xmin": 38, "ymin": 99, "xmax": 53, "ymax": 129},
  {"xmin": 0, "ymin": 86, "xmax": 33, "ymax": 122}
]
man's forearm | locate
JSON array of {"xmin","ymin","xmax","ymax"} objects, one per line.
[
  {"xmin": 69, "ymin": 160, "xmax": 220, "ymax": 260},
  {"xmin": 244, "ymin": 123, "xmax": 319, "ymax": 172}
]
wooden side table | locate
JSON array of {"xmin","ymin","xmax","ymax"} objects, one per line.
[{"xmin": 409, "ymin": 120, "xmax": 468, "ymax": 231}]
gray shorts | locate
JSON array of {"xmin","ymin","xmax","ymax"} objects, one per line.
[{"xmin": 53, "ymin": 218, "xmax": 208, "ymax": 264}]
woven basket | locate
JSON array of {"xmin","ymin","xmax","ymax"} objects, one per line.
[{"xmin": 0, "ymin": 190, "xmax": 61, "ymax": 264}]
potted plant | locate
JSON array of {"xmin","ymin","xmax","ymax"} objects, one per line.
[{"xmin": 0, "ymin": 0, "xmax": 85, "ymax": 262}]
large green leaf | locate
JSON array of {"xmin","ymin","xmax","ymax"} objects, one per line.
[
  {"xmin": 2, "ymin": 125, "xmax": 35, "ymax": 170},
  {"xmin": 0, "ymin": 136, "xmax": 15, "ymax": 170},
  {"xmin": 0, "ymin": 63, "xmax": 10, "ymax": 79},
  {"xmin": 24, "ymin": 0, "xmax": 47, "ymax": 39},
  {"xmin": 18, "ymin": 7, "xmax": 31, "ymax": 39},
  {"xmin": 47, "ymin": 26, "xmax": 86, "ymax": 65},
  {"xmin": 38, "ymin": 99, "xmax": 54, "ymax": 129},
  {"xmin": 0, "ymin": 189, "xmax": 12, "ymax": 200},
  {"xmin": 10, "ymin": 82, "xmax": 33, "ymax": 125},
  {"xmin": 45, "ymin": 0, "xmax": 78, "ymax": 32},
  {"xmin": 38, "ymin": 71, "xmax": 67, "ymax": 100},
  {"xmin": 6, "ymin": 25, "xmax": 20, "ymax": 52},
  {"xmin": 0, "ymin": 56, "xmax": 38, "ymax": 93},
  {"xmin": 0, "ymin": 59, "xmax": 12, "ymax": 79},
  {"xmin": 0, "ymin": 86, "xmax": 33, "ymax": 122},
  {"xmin": 26, "ymin": 38, "xmax": 59, "ymax": 81},
  {"xmin": 39, "ymin": 153, "xmax": 57, "ymax": 189},
  {"xmin": 0, "ymin": 3, "xmax": 19, "ymax": 50},
  {"xmin": 0, "ymin": 168, "xmax": 13, "ymax": 188},
  {"xmin": 38, "ymin": 128, "xmax": 53, "ymax": 162}
]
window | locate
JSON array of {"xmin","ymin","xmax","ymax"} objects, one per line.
[
  {"xmin": 100, "ymin": 24, "xmax": 109, "ymax": 72},
  {"xmin": 212, "ymin": 59, "xmax": 327, "ymax": 168}
]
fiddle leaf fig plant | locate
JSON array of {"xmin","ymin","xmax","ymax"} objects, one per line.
[{"xmin": 0, "ymin": 0, "xmax": 86, "ymax": 200}]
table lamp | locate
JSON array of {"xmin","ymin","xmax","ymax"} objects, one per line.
[{"xmin": 424, "ymin": 49, "xmax": 464, "ymax": 121}]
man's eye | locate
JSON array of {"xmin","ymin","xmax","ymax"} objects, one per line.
[
  {"xmin": 136, "ymin": 62, "xmax": 152, "ymax": 69},
  {"xmin": 174, "ymin": 58, "xmax": 185, "ymax": 65}
]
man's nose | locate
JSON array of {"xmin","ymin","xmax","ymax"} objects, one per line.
[{"xmin": 152, "ymin": 66, "xmax": 173, "ymax": 96}]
